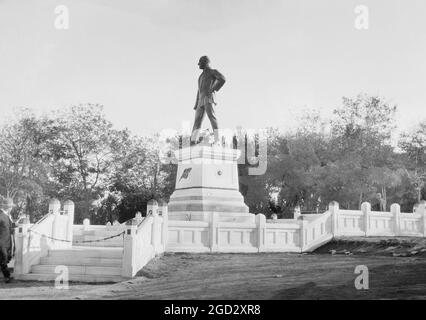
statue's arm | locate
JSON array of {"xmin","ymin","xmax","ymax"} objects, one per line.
[{"xmin": 211, "ymin": 69, "xmax": 226, "ymax": 92}]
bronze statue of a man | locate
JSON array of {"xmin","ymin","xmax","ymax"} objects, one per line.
[{"xmin": 191, "ymin": 56, "xmax": 226, "ymax": 145}]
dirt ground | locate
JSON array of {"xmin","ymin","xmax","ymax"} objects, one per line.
[{"xmin": 1, "ymin": 237, "xmax": 425, "ymax": 300}]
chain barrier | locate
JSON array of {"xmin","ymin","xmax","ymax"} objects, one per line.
[
  {"xmin": 28, "ymin": 228, "xmax": 125, "ymax": 243},
  {"xmin": 25, "ymin": 213, "xmax": 154, "ymax": 243}
]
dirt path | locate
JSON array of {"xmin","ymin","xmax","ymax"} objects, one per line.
[{"xmin": 1, "ymin": 237, "xmax": 426, "ymax": 300}]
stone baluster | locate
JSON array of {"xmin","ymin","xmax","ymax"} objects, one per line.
[
  {"xmin": 14, "ymin": 217, "xmax": 31, "ymax": 275},
  {"xmin": 83, "ymin": 218, "xmax": 91, "ymax": 231},
  {"xmin": 256, "ymin": 214, "xmax": 266, "ymax": 252},
  {"xmin": 210, "ymin": 212, "xmax": 219, "ymax": 252},
  {"xmin": 299, "ymin": 216, "xmax": 308, "ymax": 252},
  {"xmin": 50, "ymin": 198, "xmax": 61, "ymax": 244},
  {"xmin": 329, "ymin": 201, "xmax": 339, "ymax": 236},
  {"xmin": 63, "ymin": 200, "xmax": 75, "ymax": 245},
  {"xmin": 151, "ymin": 202, "xmax": 161, "ymax": 253},
  {"xmin": 293, "ymin": 205, "xmax": 301, "ymax": 220},
  {"xmin": 122, "ymin": 218, "xmax": 138, "ymax": 278},
  {"xmin": 158, "ymin": 200, "xmax": 168, "ymax": 251},
  {"xmin": 391, "ymin": 203, "xmax": 400, "ymax": 236},
  {"xmin": 361, "ymin": 202, "xmax": 371, "ymax": 237},
  {"xmin": 147, "ymin": 199, "xmax": 158, "ymax": 216},
  {"xmin": 418, "ymin": 202, "xmax": 426, "ymax": 237}
]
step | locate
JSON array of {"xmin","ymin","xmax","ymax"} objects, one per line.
[
  {"xmin": 15, "ymin": 273, "xmax": 127, "ymax": 283},
  {"xmin": 31, "ymin": 264, "xmax": 122, "ymax": 276},
  {"xmin": 48, "ymin": 247, "xmax": 123, "ymax": 259},
  {"xmin": 73, "ymin": 237, "xmax": 123, "ymax": 247},
  {"xmin": 81, "ymin": 230, "xmax": 125, "ymax": 237},
  {"xmin": 40, "ymin": 256, "xmax": 122, "ymax": 267},
  {"xmin": 72, "ymin": 241, "xmax": 123, "ymax": 248}
]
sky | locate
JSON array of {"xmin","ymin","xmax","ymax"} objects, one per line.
[{"xmin": 0, "ymin": 0, "xmax": 425, "ymax": 137}]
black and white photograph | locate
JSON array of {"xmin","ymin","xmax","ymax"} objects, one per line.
[{"xmin": 0, "ymin": 0, "xmax": 426, "ymax": 305}]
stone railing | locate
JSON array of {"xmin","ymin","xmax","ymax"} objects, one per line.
[
  {"xmin": 330, "ymin": 201, "xmax": 426, "ymax": 238},
  {"xmin": 121, "ymin": 200, "xmax": 168, "ymax": 278},
  {"xmin": 166, "ymin": 201, "xmax": 426, "ymax": 254},
  {"xmin": 167, "ymin": 212, "xmax": 304, "ymax": 253},
  {"xmin": 14, "ymin": 199, "xmax": 75, "ymax": 275},
  {"xmin": 13, "ymin": 197, "xmax": 426, "ymax": 280},
  {"xmin": 299, "ymin": 210, "xmax": 334, "ymax": 252}
]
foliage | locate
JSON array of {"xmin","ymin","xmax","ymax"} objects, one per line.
[{"xmin": 0, "ymin": 95, "xmax": 424, "ymax": 223}]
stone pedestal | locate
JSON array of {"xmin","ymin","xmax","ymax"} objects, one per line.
[{"xmin": 168, "ymin": 145, "xmax": 252, "ymax": 222}]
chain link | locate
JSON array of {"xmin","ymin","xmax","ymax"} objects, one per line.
[{"xmin": 28, "ymin": 229, "xmax": 125, "ymax": 243}]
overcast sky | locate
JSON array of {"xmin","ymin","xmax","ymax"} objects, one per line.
[{"xmin": 0, "ymin": 0, "xmax": 425, "ymax": 136}]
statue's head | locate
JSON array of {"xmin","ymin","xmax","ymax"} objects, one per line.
[{"xmin": 198, "ymin": 56, "xmax": 210, "ymax": 69}]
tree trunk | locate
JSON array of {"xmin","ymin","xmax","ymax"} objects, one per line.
[
  {"xmin": 358, "ymin": 191, "xmax": 363, "ymax": 210},
  {"xmin": 382, "ymin": 186, "xmax": 387, "ymax": 211}
]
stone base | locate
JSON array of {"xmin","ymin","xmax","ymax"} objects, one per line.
[
  {"xmin": 168, "ymin": 187, "xmax": 252, "ymax": 222},
  {"xmin": 168, "ymin": 145, "xmax": 252, "ymax": 222}
]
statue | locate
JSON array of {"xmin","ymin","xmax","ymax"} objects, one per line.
[{"xmin": 190, "ymin": 56, "xmax": 226, "ymax": 146}]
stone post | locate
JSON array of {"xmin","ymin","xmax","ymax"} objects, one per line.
[
  {"xmin": 49, "ymin": 198, "xmax": 61, "ymax": 244},
  {"xmin": 413, "ymin": 202, "xmax": 419, "ymax": 213},
  {"xmin": 122, "ymin": 218, "xmax": 138, "ymax": 278},
  {"xmin": 293, "ymin": 206, "xmax": 301, "ymax": 220},
  {"xmin": 151, "ymin": 204, "xmax": 161, "ymax": 253},
  {"xmin": 63, "ymin": 200, "xmax": 75, "ymax": 246},
  {"xmin": 83, "ymin": 218, "xmax": 91, "ymax": 231},
  {"xmin": 361, "ymin": 202, "xmax": 371, "ymax": 237},
  {"xmin": 147, "ymin": 199, "xmax": 158, "ymax": 216},
  {"xmin": 14, "ymin": 217, "xmax": 31, "ymax": 275},
  {"xmin": 391, "ymin": 203, "xmax": 400, "ymax": 236},
  {"xmin": 48, "ymin": 198, "xmax": 61, "ymax": 215},
  {"xmin": 210, "ymin": 212, "xmax": 219, "ymax": 252},
  {"xmin": 135, "ymin": 212, "xmax": 143, "ymax": 224},
  {"xmin": 418, "ymin": 202, "xmax": 426, "ymax": 237},
  {"xmin": 158, "ymin": 200, "xmax": 169, "ymax": 251},
  {"xmin": 256, "ymin": 214, "xmax": 266, "ymax": 252},
  {"xmin": 299, "ymin": 217, "xmax": 308, "ymax": 252},
  {"xmin": 329, "ymin": 201, "xmax": 339, "ymax": 237},
  {"xmin": 158, "ymin": 199, "xmax": 168, "ymax": 216}
]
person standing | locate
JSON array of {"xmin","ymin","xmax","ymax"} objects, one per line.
[
  {"xmin": 191, "ymin": 56, "xmax": 226, "ymax": 145},
  {"xmin": 372, "ymin": 193, "xmax": 386, "ymax": 212},
  {"xmin": 0, "ymin": 197, "xmax": 15, "ymax": 283}
]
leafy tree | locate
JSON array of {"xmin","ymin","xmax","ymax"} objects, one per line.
[
  {"xmin": 329, "ymin": 94, "xmax": 397, "ymax": 208},
  {"xmin": 0, "ymin": 109, "xmax": 52, "ymax": 220},
  {"xmin": 46, "ymin": 104, "xmax": 128, "ymax": 222},
  {"xmin": 398, "ymin": 121, "xmax": 426, "ymax": 202}
]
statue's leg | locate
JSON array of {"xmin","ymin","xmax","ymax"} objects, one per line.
[
  {"xmin": 205, "ymin": 103, "xmax": 219, "ymax": 142},
  {"xmin": 191, "ymin": 106, "xmax": 206, "ymax": 143}
]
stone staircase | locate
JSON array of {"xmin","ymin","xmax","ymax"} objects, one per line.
[
  {"xmin": 14, "ymin": 200, "xmax": 166, "ymax": 283},
  {"xmin": 17, "ymin": 246, "xmax": 127, "ymax": 283}
]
